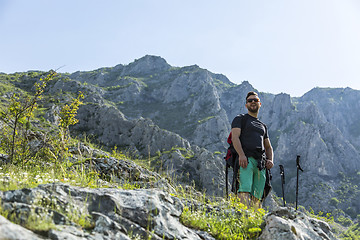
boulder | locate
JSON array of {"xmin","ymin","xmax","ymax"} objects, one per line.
[
  {"xmin": 0, "ymin": 215, "xmax": 43, "ymax": 240},
  {"xmin": 259, "ymin": 207, "xmax": 338, "ymax": 240},
  {"xmin": 0, "ymin": 183, "xmax": 210, "ymax": 240}
]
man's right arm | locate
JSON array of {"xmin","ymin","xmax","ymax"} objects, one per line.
[{"xmin": 231, "ymin": 127, "xmax": 248, "ymax": 168}]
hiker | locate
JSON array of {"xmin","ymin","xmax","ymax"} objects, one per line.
[{"xmin": 231, "ymin": 91, "xmax": 274, "ymax": 207}]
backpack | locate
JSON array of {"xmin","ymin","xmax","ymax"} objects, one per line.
[{"xmin": 224, "ymin": 114, "xmax": 272, "ymax": 201}]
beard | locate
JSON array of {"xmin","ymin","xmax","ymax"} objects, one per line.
[{"xmin": 248, "ymin": 104, "xmax": 259, "ymax": 113}]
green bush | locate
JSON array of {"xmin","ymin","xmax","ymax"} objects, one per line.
[
  {"xmin": 330, "ymin": 197, "xmax": 340, "ymax": 207},
  {"xmin": 337, "ymin": 215, "xmax": 353, "ymax": 227}
]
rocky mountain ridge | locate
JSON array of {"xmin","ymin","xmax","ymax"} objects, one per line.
[
  {"xmin": 60, "ymin": 55, "xmax": 359, "ymax": 218},
  {"xmin": 1, "ymin": 55, "xmax": 359, "ymax": 221}
]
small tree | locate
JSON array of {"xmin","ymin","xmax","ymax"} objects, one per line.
[
  {"xmin": 30, "ymin": 91, "xmax": 84, "ymax": 177},
  {"xmin": 56, "ymin": 91, "xmax": 84, "ymax": 159},
  {"xmin": 0, "ymin": 71, "xmax": 56, "ymax": 164},
  {"xmin": 58, "ymin": 92, "xmax": 84, "ymax": 147}
]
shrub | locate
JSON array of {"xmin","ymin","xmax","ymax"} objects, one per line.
[
  {"xmin": 329, "ymin": 197, "xmax": 340, "ymax": 207},
  {"xmin": 0, "ymin": 71, "xmax": 56, "ymax": 164}
]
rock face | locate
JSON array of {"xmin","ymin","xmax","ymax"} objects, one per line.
[
  {"xmin": 68, "ymin": 103, "xmax": 225, "ymax": 197},
  {"xmin": 73, "ymin": 103, "xmax": 192, "ymax": 157},
  {"xmin": 262, "ymin": 91, "xmax": 360, "ymax": 217},
  {"xmin": 68, "ymin": 57, "xmax": 232, "ymax": 152}
]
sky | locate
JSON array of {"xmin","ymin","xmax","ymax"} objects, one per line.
[{"xmin": 1, "ymin": 0, "xmax": 360, "ymax": 97}]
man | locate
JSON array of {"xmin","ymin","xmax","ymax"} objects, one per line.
[{"xmin": 231, "ymin": 91, "xmax": 273, "ymax": 207}]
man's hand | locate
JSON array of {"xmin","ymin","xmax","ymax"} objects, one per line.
[
  {"xmin": 264, "ymin": 138, "xmax": 273, "ymax": 169},
  {"xmin": 265, "ymin": 159, "xmax": 274, "ymax": 169},
  {"xmin": 239, "ymin": 154, "xmax": 248, "ymax": 168}
]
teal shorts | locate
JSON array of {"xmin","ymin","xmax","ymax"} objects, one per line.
[{"xmin": 238, "ymin": 157, "xmax": 266, "ymax": 200}]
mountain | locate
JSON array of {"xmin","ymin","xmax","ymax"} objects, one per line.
[
  {"xmin": 2, "ymin": 55, "xmax": 359, "ymax": 221},
  {"xmin": 64, "ymin": 56, "xmax": 360, "ymax": 215}
]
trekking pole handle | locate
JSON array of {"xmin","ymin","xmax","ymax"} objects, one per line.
[{"xmin": 296, "ymin": 155, "xmax": 303, "ymax": 172}]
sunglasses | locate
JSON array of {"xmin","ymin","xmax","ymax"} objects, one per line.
[{"xmin": 247, "ymin": 98, "xmax": 260, "ymax": 103}]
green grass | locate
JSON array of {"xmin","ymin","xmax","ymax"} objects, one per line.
[
  {"xmin": 0, "ymin": 161, "xmax": 104, "ymax": 191},
  {"xmin": 197, "ymin": 116, "xmax": 215, "ymax": 124},
  {"xmin": 0, "ymin": 203, "xmax": 57, "ymax": 232},
  {"xmin": 339, "ymin": 223, "xmax": 360, "ymax": 240},
  {"xmin": 180, "ymin": 195, "xmax": 265, "ymax": 240}
]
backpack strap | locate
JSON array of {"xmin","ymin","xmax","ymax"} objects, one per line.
[
  {"xmin": 227, "ymin": 114, "xmax": 250, "ymax": 146},
  {"xmin": 239, "ymin": 113, "xmax": 250, "ymax": 135}
]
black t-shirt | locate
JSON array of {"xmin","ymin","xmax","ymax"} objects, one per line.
[{"xmin": 231, "ymin": 114, "xmax": 268, "ymax": 152}]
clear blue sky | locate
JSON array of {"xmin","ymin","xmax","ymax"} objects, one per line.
[{"xmin": 1, "ymin": 0, "xmax": 360, "ymax": 97}]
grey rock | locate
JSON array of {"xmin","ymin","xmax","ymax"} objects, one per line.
[
  {"xmin": 121, "ymin": 55, "xmax": 171, "ymax": 76},
  {"xmin": 0, "ymin": 183, "xmax": 207, "ymax": 240},
  {"xmin": 259, "ymin": 207, "xmax": 338, "ymax": 240},
  {"xmin": 0, "ymin": 215, "xmax": 43, "ymax": 240},
  {"xmin": 0, "ymin": 153, "xmax": 9, "ymax": 163}
]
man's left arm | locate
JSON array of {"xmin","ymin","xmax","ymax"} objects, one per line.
[{"xmin": 264, "ymin": 138, "xmax": 274, "ymax": 169}]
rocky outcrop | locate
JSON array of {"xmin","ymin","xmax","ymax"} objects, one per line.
[
  {"xmin": 259, "ymin": 207, "xmax": 338, "ymax": 240},
  {"xmin": 0, "ymin": 183, "xmax": 211, "ymax": 240},
  {"xmin": 120, "ymin": 55, "xmax": 172, "ymax": 76},
  {"xmin": 0, "ymin": 181, "xmax": 339, "ymax": 239}
]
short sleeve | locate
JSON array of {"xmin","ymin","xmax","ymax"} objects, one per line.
[
  {"xmin": 231, "ymin": 115, "xmax": 243, "ymax": 129},
  {"xmin": 264, "ymin": 125, "xmax": 269, "ymax": 139}
]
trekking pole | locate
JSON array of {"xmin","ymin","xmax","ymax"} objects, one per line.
[
  {"xmin": 295, "ymin": 155, "xmax": 303, "ymax": 210},
  {"xmin": 225, "ymin": 164, "xmax": 229, "ymax": 200},
  {"xmin": 279, "ymin": 164, "xmax": 286, "ymax": 207}
]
